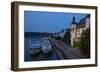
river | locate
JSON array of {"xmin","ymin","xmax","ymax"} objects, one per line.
[{"xmin": 24, "ymin": 36, "xmax": 61, "ymax": 62}]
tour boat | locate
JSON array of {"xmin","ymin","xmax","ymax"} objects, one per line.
[
  {"xmin": 30, "ymin": 37, "xmax": 52, "ymax": 55},
  {"xmin": 40, "ymin": 37, "xmax": 52, "ymax": 54}
]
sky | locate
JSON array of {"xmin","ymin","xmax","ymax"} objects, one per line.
[{"xmin": 24, "ymin": 11, "xmax": 88, "ymax": 33}]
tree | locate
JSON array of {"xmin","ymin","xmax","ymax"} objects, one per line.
[
  {"xmin": 79, "ymin": 28, "xmax": 90, "ymax": 58},
  {"xmin": 54, "ymin": 36, "xmax": 62, "ymax": 41},
  {"xmin": 63, "ymin": 32, "xmax": 71, "ymax": 45}
]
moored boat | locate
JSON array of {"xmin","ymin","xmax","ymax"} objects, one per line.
[
  {"xmin": 29, "ymin": 37, "xmax": 52, "ymax": 55},
  {"xmin": 40, "ymin": 37, "xmax": 52, "ymax": 54}
]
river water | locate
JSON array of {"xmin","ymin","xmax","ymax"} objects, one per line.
[{"xmin": 24, "ymin": 36, "xmax": 60, "ymax": 62}]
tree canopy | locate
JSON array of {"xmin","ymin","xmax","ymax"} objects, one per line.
[
  {"xmin": 79, "ymin": 28, "xmax": 90, "ymax": 58},
  {"xmin": 63, "ymin": 32, "xmax": 71, "ymax": 45}
]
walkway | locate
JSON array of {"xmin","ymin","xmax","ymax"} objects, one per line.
[{"xmin": 49, "ymin": 38, "xmax": 84, "ymax": 59}]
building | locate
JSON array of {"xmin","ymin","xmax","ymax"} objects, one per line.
[
  {"xmin": 70, "ymin": 14, "xmax": 90, "ymax": 46},
  {"xmin": 54, "ymin": 28, "xmax": 70, "ymax": 38}
]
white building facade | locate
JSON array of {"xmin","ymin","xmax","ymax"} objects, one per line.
[{"xmin": 70, "ymin": 14, "xmax": 90, "ymax": 46}]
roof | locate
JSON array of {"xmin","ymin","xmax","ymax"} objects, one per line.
[
  {"xmin": 71, "ymin": 14, "xmax": 90, "ymax": 28},
  {"xmin": 85, "ymin": 14, "xmax": 90, "ymax": 18},
  {"xmin": 77, "ymin": 18, "xmax": 86, "ymax": 28}
]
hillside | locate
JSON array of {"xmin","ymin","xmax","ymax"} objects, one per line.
[{"xmin": 25, "ymin": 32, "xmax": 53, "ymax": 38}]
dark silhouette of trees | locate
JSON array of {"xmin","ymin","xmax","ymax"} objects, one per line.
[
  {"xmin": 79, "ymin": 28, "xmax": 90, "ymax": 58},
  {"xmin": 63, "ymin": 32, "xmax": 71, "ymax": 45},
  {"xmin": 54, "ymin": 36, "xmax": 63, "ymax": 41}
]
